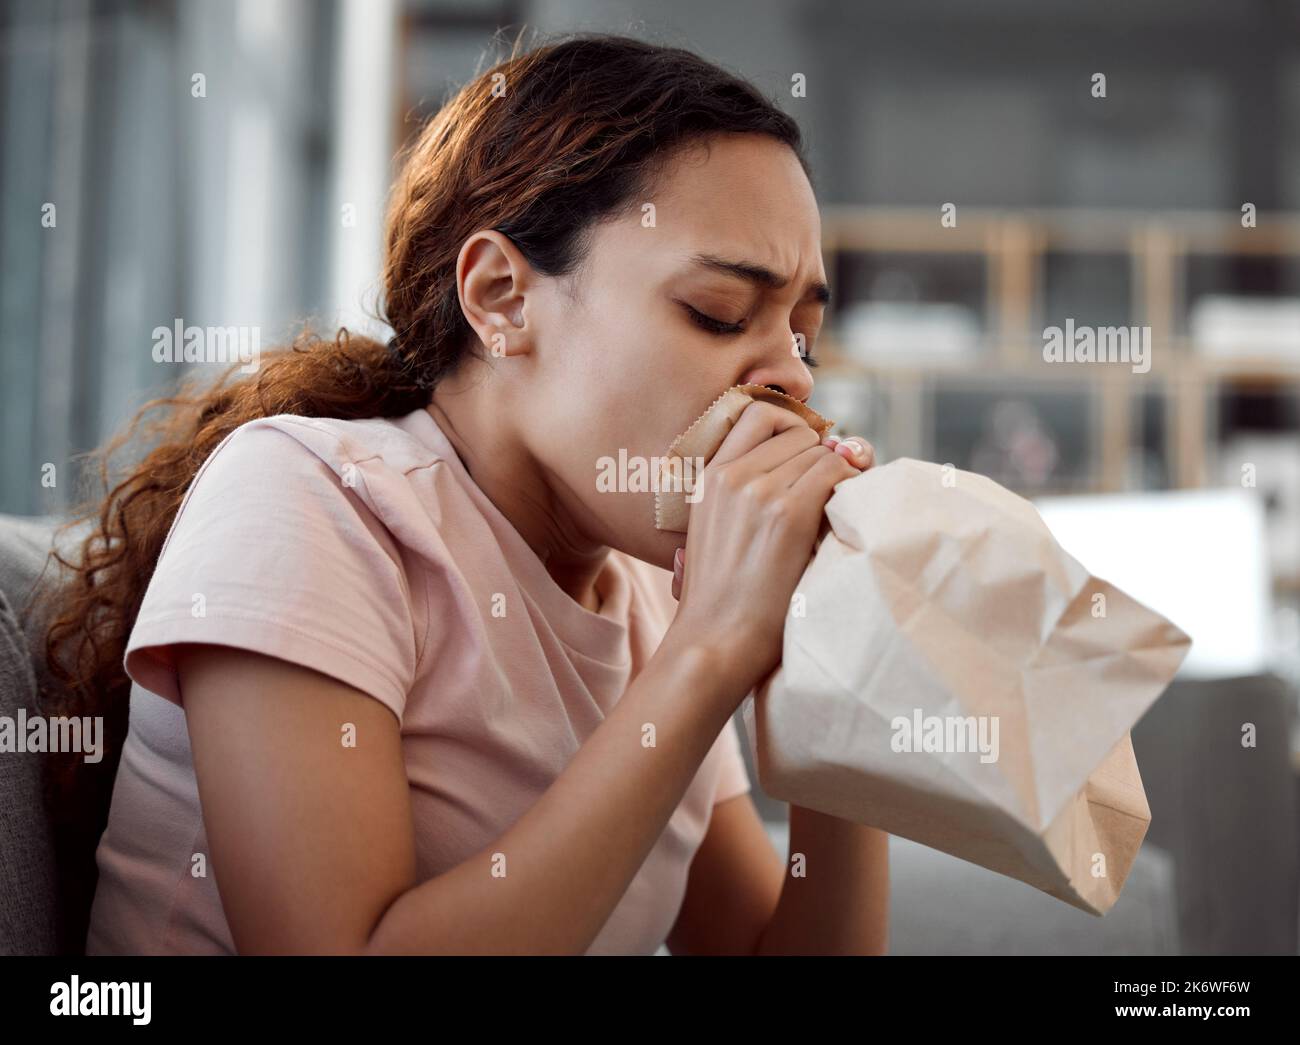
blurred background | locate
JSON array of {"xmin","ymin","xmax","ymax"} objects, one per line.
[{"xmin": 2, "ymin": 0, "xmax": 1299, "ymax": 954}]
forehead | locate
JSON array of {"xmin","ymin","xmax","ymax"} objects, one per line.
[
  {"xmin": 662, "ymin": 135, "xmax": 819, "ymax": 243},
  {"xmin": 602, "ymin": 134, "xmax": 824, "ymax": 283}
]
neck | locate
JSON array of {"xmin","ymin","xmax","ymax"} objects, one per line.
[{"xmin": 427, "ymin": 371, "xmax": 608, "ymax": 612}]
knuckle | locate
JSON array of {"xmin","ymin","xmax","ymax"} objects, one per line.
[
  {"xmin": 742, "ymin": 400, "xmax": 805, "ymax": 433},
  {"xmin": 764, "ymin": 493, "xmax": 797, "ymax": 524},
  {"xmin": 741, "ymin": 484, "xmax": 767, "ymax": 511},
  {"xmin": 745, "ymin": 401, "xmax": 785, "ymax": 421},
  {"xmin": 712, "ymin": 464, "xmax": 742, "ymax": 493}
]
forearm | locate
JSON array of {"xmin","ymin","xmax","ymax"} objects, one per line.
[
  {"xmin": 754, "ymin": 805, "xmax": 890, "ymax": 955},
  {"xmin": 363, "ymin": 626, "xmax": 746, "ymax": 955}
]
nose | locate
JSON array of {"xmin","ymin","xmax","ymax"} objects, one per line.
[{"xmin": 741, "ymin": 344, "xmax": 815, "ymax": 403}]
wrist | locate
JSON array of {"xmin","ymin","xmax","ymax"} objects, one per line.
[{"xmin": 658, "ymin": 623, "xmax": 757, "ymax": 709}]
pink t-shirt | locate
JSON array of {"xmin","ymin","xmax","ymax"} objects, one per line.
[{"xmin": 85, "ymin": 406, "xmax": 750, "ymax": 956}]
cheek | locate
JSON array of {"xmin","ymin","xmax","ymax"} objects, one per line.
[
  {"xmin": 552, "ymin": 405, "xmax": 677, "ymax": 546},
  {"xmin": 535, "ymin": 298, "xmax": 726, "ymax": 519}
]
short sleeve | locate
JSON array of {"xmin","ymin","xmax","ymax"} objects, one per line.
[
  {"xmin": 124, "ymin": 420, "xmax": 418, "ymax": 725},
  {"xmin": 712, "ymin": 715, "xmax": 751, "ymax": 805}
]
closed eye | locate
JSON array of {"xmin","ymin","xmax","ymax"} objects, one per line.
[
  {"xmin": 678, "ymin": 301, "xmax": 820, "ymax": 367},
  {"xmin": 681, "ymin": 302, "xmax": 745, "ymax": 336}
]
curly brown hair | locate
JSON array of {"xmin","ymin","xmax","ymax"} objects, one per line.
[{"xmin": 30, "ymin": 28, "xmax": 808, "ymax": 950}]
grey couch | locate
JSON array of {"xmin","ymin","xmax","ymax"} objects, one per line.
[
  {"xmin": 0, "ymin": 512, "xmax": 128, "ymax": 957},
  {"xmin": 0, "ymin": 512, "xmax": 1244, "ymax": 956},
  {"xmin": 0, "ymin": 513, "xmax": 69, "ymax": 954}
]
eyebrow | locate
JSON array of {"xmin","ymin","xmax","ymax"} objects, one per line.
[{"xmin": 688, "ymin": 252, "xmax": 831, "ymax": 306}]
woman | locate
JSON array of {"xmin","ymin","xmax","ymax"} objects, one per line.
[{"xmin": 45, "ymin": 32, "xmax": 889, "ymax": 955}]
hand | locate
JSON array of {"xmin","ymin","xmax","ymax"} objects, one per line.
[
  {"xmin": 665, "ymin": 405, "xmax": 874, "ymax": 699},
  {"xmin": 670, "ymin": 430, "xmax": 874, "ymax": 600}
]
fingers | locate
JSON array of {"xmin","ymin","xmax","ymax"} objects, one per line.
[
  {"xmin": 769, "ymin": 432, "xmax": 876, "ymax": 490},
  {"xmin": 721, "ymin": 423, "xmax": 821, "ymax": 479},
  {"xmin": 789, "ymin": 442, "xmax": 862, "ymax": 503},
  {"xmin": 709, "ymin": 400, "xmax": 816, "ymax": 469},
  {"xmin": 671, "ymin": 428, "xmax": 875, "ymax": 608},
  {"xmin": 768, "ymin": 441, "xmax": 838, "ymax": 489},
  {"xmin": 823, "ymin": 434, "xmax": 875, "ymax": 470}
]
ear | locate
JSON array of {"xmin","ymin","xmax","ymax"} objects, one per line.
[{"xmin": 456, "ymin": 229, "xmax": 534, "ymax": 359}]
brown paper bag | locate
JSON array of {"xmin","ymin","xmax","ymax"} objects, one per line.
[
  {"xmin": 654, "ymin": 383, "xmax": 833, "ymax": 532},
  {"xmin": 656, "ymin": 386, "xmax": 1192, "ymax": 915}
]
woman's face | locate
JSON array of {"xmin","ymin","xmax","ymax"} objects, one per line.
[{"xmin": 459, "ymin": 132, "xmax": 828, "ymax": 572}]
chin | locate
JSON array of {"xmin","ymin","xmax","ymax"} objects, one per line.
[
  {"xmin": 603, "ymin": 510, "xmax": 682, "ymax": 573},
  {"xmin": 642, "ymin": 528, "xmax": 684, "ymax": 573}
]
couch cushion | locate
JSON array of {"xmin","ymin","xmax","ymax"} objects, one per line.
[
  {"xmin": 0, "ymin": 512, "xmax": 112, "ymax": 954},
  {"xmin": 1133, "ymin": 674, "xmax": 1299, "ymax": 955},
  {"xmin": 0, "ymin": 583, "xmax": 59, "ymax": 953}
]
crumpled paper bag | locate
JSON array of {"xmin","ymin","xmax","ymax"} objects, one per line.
[{"xmin": 655, "ymin": 385, "xmax": 1192, "ymax": 915}]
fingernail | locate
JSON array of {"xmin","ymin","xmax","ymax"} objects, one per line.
[{"xmin": 673, "ymin": 547, "xmax": 684, "ymax": 572}]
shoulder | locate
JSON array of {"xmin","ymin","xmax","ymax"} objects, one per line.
[
  {"xmin": 148, "ymin": 409, "xmax": 461, "ymax": 600},
  {"xmin": 182, "ymin": 410, "xmax": 466, "ymax": 540},
  {"xmin": 127, "ymin": 412, "xmax": 446, "ymax": 716},
  {"xmin": 204, "ymin": 411, "xmax": 445, "ymax": 488}
]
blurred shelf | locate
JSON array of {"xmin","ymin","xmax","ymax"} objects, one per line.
[
  {"xmin": 816, "ymin": 337, "xmax": 1300, "ymax": 384},
  {"xmin": 823, "ymin": 206, "xmax": 1300, "ymax": 255},
  {"xmin": 818, "ymin": 207, "xmax": 1300, "ymax": 590}
]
